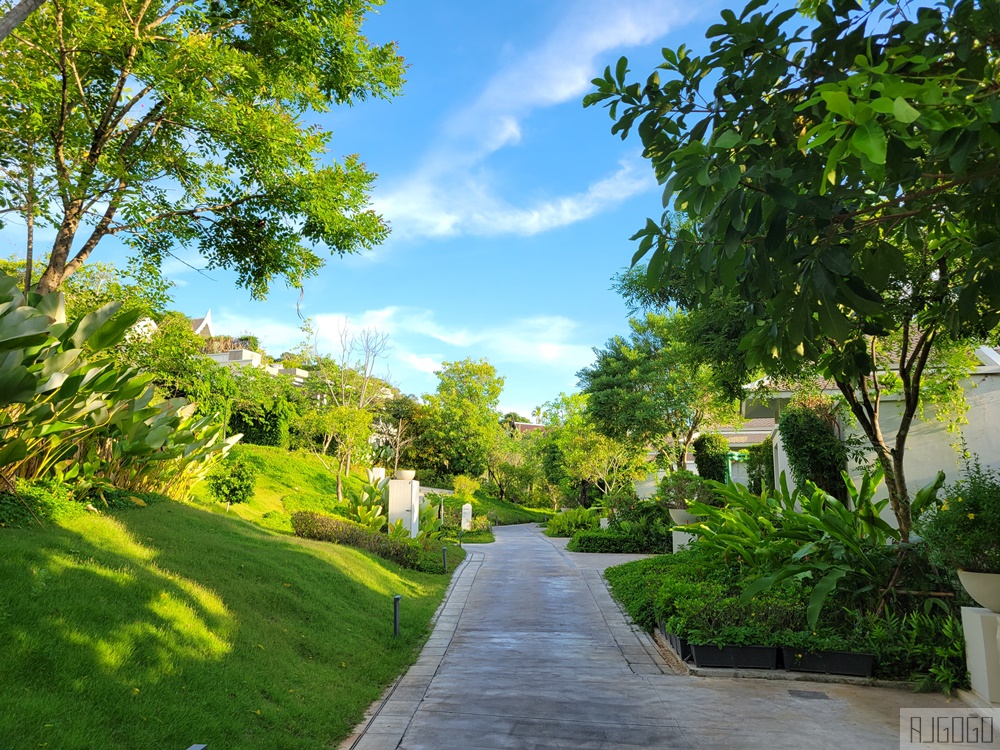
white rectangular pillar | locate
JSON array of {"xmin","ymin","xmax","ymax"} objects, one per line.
[{"xmin": 962, "ymin": 607, "xmax": 1000, "ymax": 706}]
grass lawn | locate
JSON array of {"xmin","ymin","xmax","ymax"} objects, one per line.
[
  {"xmin": 435, "ymin": 490, "xmax": 550, "ymax": 528},
  {"xmin": 188, "ymin": 445, "xmax": 366, "ymax": 533},
  {"xmin": 0, "ymin": 500, "xmax": 453, "ymax": 750}
]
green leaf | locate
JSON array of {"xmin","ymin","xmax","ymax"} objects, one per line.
[
  {"xmin": 851, "ymin": 121, "xmax": 887, "ymax": 165},
  {"xmin": 0, "ymin": 438, "xmax": 28, "ymax": 469},
  {"xmin": 713, "ymin": 130, "xmax": 741, "ymax": 149},
  {"xmin": 821, "ymin": 90, "xmax": 854, "ymax": 119},
  {"xmin": 892, "ymin": 97, "xmax": 920, "ymax": 124},
  {"xmin": 806, "ymin": 568, "xmax": 848, "ymax": 628}
]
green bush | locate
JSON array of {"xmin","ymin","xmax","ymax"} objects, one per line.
[
  {"xmin": 453, "ymin": 475, "xmax": 480, "ymax": 499},
  {"xmin": 543, "ymin": 507, "xmax": 598, "ymax": 537},
  {"xmin": 291, "ymin": 511, "xmax": 420, "ymax": 569},
  {"xmin": 230, "ymin": 407, "xmax": 290, "ymax": 448},
  {"xmin": 207, "ymin": 454, "xmax": 259, "ymax": 505},
  {"xmin": 744, "ymin": 437, "xmax": 775, "ymax": 495},
  {"xmin": 692, "ymin": 432, "xmax": 729, "ymax": 482},
  {"xmin": 777, "ymin": 396, "xmax": 848, "ymax": 496},
  {"xmin": 919, "ymin": 458, "xmax": 1000, "ymax": 574},
  {"xmin": 568, "ymin": 524, "xmax": 671, "ymax": 554},
  {"xmin": 0, "ymin": 480, "xmax": 83, "ymax": 528},
  {"xmin": 655, "ymin": 469, "xmax": 717, "ymax": 509}
]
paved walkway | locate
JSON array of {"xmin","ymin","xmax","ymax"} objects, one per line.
[{"xmin": 346, "ymin": 524, "xmax": 956, "ymax": 749}]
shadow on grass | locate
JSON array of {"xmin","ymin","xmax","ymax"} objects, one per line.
[{"xmin": 0, "ymin": 501, "xmax": 452, "ymax": 750}]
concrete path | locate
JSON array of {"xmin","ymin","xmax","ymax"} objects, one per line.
[{"xmin": 346, "ymin": 524, "xmax": 956, "ymax": 749}]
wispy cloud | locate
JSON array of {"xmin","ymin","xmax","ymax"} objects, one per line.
[
  {"xmin": 208, "ymin": 305, "xmax": 596, "ymax": 392},
  {"xmin": 376, "ymin": 0, "xmax": 693, "ymax": 240}
]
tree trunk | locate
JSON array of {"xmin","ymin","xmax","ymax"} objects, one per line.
[
  {"xmin": 36, "ymin": 206, "xmax": 82, "ymax": 293},
  {"xmin": 336, "ymin": 470, "xmax": 343, "ymax": 505},
  {"xmin": 0, "ymin": 0, "xmax": 46, "ymax": 42}
]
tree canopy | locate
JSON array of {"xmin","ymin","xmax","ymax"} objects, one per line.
[
  {"xmin": 587, "ymin": 0, "xmax": 1000, "ymax": 539},
  {"xmin": 0, "ymin": 0, "xmax": 403, "ymax": 295},
  {"xmin": 578, "ymin": 312, "xmax": 738, "ymax": 467}
]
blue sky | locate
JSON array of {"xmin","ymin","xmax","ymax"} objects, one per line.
[{"xmin": 3, "ymin": 0, "xmax": 725, "ymax": 417}]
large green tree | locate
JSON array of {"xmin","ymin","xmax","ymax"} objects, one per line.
[
  {"xmin": 578, "ymin": 312, "xmax": 739, "ymax": 468},
  {"xmin": 0, "ymin": 0, "xmax": 403, "ymax": 295},
  {"xmin": 414, "ymin": 358, "xmax": 505, "ymax": 478},
  {"xmin": 587, "ymin": 0, "xmax": 1000, "ymax": 540}
]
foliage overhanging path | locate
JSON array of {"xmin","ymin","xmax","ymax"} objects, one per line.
[{"xmin": 349, "ymin": 525, "xmax": 953, "ymax": 750}]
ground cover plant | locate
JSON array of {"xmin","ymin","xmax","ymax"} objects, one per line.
[{"xmin": 0, "ymin": 500, "xmax": 453, "ymax": 750}]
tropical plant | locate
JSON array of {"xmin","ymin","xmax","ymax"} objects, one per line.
[
  {"xmin": 543, "ymin": 507, "xmax": 599, "ymax": 538},
  {"xmin": 919, "ymin": 458, "xmax": 1000, "ymax": 574},
  {"xmin": 0, "ymin": 272, "xmax": 236, "ymax": 499}
]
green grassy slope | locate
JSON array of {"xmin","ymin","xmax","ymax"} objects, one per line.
[
  {"xmin": 189, "ymin": 445, "xmax": 366, "ymax": 532},
  {"xmin": 435, "ymin": 489, "xmax": 550, "ymax": 526},
  {"xmin": 0, "ymin": 501, "xmax": 450, "ymax": 750}
]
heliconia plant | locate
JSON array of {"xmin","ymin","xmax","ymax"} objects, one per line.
[{"xmin": 0, "ymin": 271, "xmax": 237, "ymax": 501}]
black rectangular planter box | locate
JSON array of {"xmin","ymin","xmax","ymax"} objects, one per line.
[
  {"xmin": 664, "ymin": 632, "xmax": 692, "ymax": 662},
  {"xmin": 781, "ymin": 648, "xmax": 874, "ymax": 677},
  {"xmin": 689, "ymin": 644, "xmax": 779, "ymax": 670}
]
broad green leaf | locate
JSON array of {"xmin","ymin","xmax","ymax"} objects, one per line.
[
  {"xmin": 892, "ymin": 97, "xmax": 920, "ymax": 124},
  {"xmin": 821, "ymin": 90, "xmax": 854, "ymax": 119},
  {"xmin": 713, "ymin": 130, "xmax": 741, "ymax": 149},
  {"xmin": 851, "ymin": 121, "xmax": 887, "ymax": 164}
]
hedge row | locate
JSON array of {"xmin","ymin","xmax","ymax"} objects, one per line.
[
  {"xmin": 291, "ymin": 511, "xmax": 420, "ymax": 569},
  {"xmin": 567, "ymin": 528, "xmax": 671, "ymax": 554}
]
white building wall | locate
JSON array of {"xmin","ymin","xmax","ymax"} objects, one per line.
[{"xmin": 769, "ymin": 373, "xmax": 1000, "ymax": 521}]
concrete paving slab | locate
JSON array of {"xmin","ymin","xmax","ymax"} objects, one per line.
[{"xmin": 343, "ymin": 523, "xmax": 959, "ymax": 750}]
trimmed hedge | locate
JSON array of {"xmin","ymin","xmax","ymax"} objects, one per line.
[
  {"xmin": 291, "ymin": 511, "xmax": 420, "ymax": 569},
  {"xmin": 568, "ymin": 528, "xmax": 659, "ymax": 554}
]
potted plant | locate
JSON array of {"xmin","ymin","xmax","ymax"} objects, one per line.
[
  {"xmin": 777, "ymin": 629, "xmax": 874, "ymax": 678},
  {"xmin": 656, "ymin": 470, "xmax": 717, "ymax": 525},
  {"xmin": 665, "ymin": 591, "xmax": 783, "ymax": 670},
  {"xmin": 919, "ymin": 460, "xmax": 1000, "ymax": 612}
]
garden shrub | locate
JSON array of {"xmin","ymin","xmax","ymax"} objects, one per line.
[
  {"xmin": 568, "ymin": 522, "xmax": 671, "ymax": 554},
  {"xmin": 453, "ymin": 475, "xmax": 480, "ymax": 499},
  {"xmin": 692, "ymin": 432, "xmax": 729, "ymax": 482},
  {"xmin": 918, "ymin": 458, "xmax": 1000, "ymax": 574},
  {"xmin": 777, "ymin": 395, "xmax": 848, "ymax": 497},
  {"xmin": 543, "ymin": 507, "xmax": 598, "ymax": 537},
  {"xmin": 230, "ymin": 407, "xmax": 290, "ymax": 448},
  {"xmin": 207, "ymin": 454, "xmax": 259, "ymax": 506},
  {"xmin": 655, "ymin": 469, "xmax": 717, "ymax": 509},
  {"xmin": 0, "ymin": 480, "xmax": 83, "ymax": 528},
  {"xmin": 291, "ymin": 511, "xmax": 420, "ymax": 569},
  {"xmin": 744, "ymin": 436, "xmax": 775, "ymax": 495}
]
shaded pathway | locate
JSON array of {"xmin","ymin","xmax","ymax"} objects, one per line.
[{"xmin": 347, "ymin": 524, "xmax": 954, "ymax": 749}]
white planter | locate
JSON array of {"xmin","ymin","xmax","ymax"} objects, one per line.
[
  {"xmin": 395, "ymin": 469, "xmax": 416, "ymax": 481},
  {"xmin": 959, "ymin": 570, "xmax": 1000, "ymax": 613},
  {"xmin": 669, "ymin": 508, "xmax": 698, "ymax": 525}
]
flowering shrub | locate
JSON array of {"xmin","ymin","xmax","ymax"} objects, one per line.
[{"xmin": 919, "ymin": 459, "xmax": 1000, "ymax": 574}]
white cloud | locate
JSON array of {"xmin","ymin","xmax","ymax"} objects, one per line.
[
  {"xmin": 206, "ymin": 305, "xmax": 596, "ymax": 390},
  {"xmin": 375, "ymin": 0, "xmax": 693, "ymax": 240}
]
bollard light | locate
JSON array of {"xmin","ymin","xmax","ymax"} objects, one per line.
[
  {"xmin": 393, "ymin": 594, "xmax": 401, "ymax": 638},
  {"xmin": 442, "ymin": 546, "xmax": 447, "ymax": 573}
]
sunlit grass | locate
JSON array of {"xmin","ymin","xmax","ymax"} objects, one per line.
[
  {"xmin": 0, "ymin": 501, "xmax": 451, "ymax": 749},
  {"xmin": 188, "ymin": 445, "xmax": 366, "ymax": 532}
]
